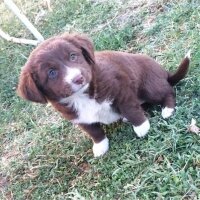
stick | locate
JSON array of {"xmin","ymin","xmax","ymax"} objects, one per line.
[
  {"xmin": 46, "ymin": 0, "xmax": 52, "ymax": 12},
  {"xmin": 0, "ymin": 28, "xmax": 39, "ymax": 45},
  {"xmin": 4, "ymin": 0, "xmax": 44, "ymax": 42}
]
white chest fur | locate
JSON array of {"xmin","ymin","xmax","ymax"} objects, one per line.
[{"xmin": 61, "ymin": 92, "xmax": 121, "ymax": 124}]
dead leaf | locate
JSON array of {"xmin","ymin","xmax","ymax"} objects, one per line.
[
  {"xmin": 78, "ymin": 162, "xmax": 91, "ymax": 172},
  {"xmin": 155, "ymin": 155, "xmax": 164, "ymax": 164},
  {"xmin": 46, "ymin": 0, "xmax": 52, "ymax": 12},
  {"xmin": 35, "ymin": 10, "xmax": 46, "ymax": 24},
  {"xmin": 188, "ymin": 118, "xmax": 200, "ymax": 134}
]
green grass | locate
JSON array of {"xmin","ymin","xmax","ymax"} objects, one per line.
[{"xmin": 0, "ymin": 0, "xmax": 200, "ymax": 199}]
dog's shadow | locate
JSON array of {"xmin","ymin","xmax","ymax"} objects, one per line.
[{"xmin": 103, "ymin": 103, "xmax": 160, "ymax": 145}]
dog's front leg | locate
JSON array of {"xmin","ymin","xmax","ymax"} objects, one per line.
[
  {"xmin": 78, "ymin": 123, "xmax": 109, "ymax": 157},
  {"xmin": 119, "ymin": 102, "xmax": 150, "ymax": 138}
]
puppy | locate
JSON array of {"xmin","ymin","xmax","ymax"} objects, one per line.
[{"xmin": 17, "ymin": 33, "xmax": 190, "ymax": 157}]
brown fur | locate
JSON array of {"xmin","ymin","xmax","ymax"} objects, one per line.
[{"xmin": 17, "ymin": 33, "xmax": 189, "ymax": 145}]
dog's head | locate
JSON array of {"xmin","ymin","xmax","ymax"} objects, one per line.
[{"xmin": 17, "ymin": 33, "xmax": 95, "ymax": 103}]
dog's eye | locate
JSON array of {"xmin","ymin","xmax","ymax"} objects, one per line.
[
  {"xmin": 48, "ymin": 69, "xmax": 58, "ymax": 79},
  {"xmin": 70, "ymin": 53, "xmax": 77, "ymax": 61}
]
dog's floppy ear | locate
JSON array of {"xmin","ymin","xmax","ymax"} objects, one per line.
[
  {"xmin": 80, "ymin": 46, "xmax": 95, "ymax": 65},
  {"xmin": 62, "ymin": 33, "xmax": 95, "ymax": 65},
  {"xmin": 17, "ymin": 67, "xmax": 47, "ymax": 104}
]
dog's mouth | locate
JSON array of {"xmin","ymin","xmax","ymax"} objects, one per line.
[
  {"xmin": 62, "ymin": 66, "xmax": 92, "ymax": 100},
  {"xmin": 60, "ymin": 83, "xmax": 89, "ymax": 104},
  {"xmin": 64, "ymin": 67, "xmax": 90, "ymax": 93},
  {"xmin": 63, "ymin": 79, "xmax": 89, "ymax": 99},
  {"xmin": 70, "ymin": 75, "xmax": 88, "ymax": 93},
  {"xmin": 75, "ymin": 82, "xmax": 89, "ymax": 93}
]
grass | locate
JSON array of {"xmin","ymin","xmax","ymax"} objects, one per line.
[{"xmin": 0, "ymin": 0, "xmax": 200, "ymax": 199}]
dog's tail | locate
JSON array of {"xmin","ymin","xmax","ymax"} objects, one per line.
[{"xmin": 168, "ymin": 50, "xmax": 191, "ymax": 86}]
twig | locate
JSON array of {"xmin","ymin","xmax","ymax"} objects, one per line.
[
  {"xmin": 90, "ymin": 13, "xmax": 119, "ymax": 34},
  {"xmin": 0, "ymin": 28, "xmax": 39, "ymax": 45},
  {"xmin": 46, "ymin": 0, "xmax": 52, "ymax": 12},
  {"xmin": 4, "ymin": 0, "xmax": 44, "ymax": 42}
]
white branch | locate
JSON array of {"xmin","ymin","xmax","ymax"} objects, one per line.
[
  {"xmin": 4, "ymin": 0, "xmax": 44, "ymax": 42},
  {"xmin": 0, "ymin": 28, "xmax": 39, "ymax": 45},
  {"xmin": 46, "ymin": 0, "xmax": 52, "ymax": 12}
]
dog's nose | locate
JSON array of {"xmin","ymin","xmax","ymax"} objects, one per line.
[{"xmin": 72, "ymin": 74, "xmax": 84, "ymax": 85}]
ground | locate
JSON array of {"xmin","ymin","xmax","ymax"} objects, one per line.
[{"xmin": 0, "ymin": 0, "xmax": 200, "ymax": 199}]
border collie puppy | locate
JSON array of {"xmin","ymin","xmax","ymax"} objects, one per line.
[{"xmin": 17, "ymin": 33, "xmax": 190, "ymax": 157}]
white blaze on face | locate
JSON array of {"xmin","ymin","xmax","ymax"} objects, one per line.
[
  {"xmin": 65, "ymin": 67, "xmax": 81, "ymax": 84},
  {"xmin": 64, "ymin": 67, "xmax": 83, "ymax": 92}
]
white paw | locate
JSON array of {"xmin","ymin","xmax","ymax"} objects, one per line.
[
  {"xmin": 92, "ymin": 137, "xmax": 109, "ymax": 157},
  {"xmin": 133, "ymin": 119, "xmax": 150, "ymax": 137},
  {"xmin": 162, "ymin": 107, "xmax": 174, "ymax": 119}
]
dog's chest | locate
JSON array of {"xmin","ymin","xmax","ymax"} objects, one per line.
[{"xmin": 67, "ymin": 94, "xmax": 121, "ymax": 124}]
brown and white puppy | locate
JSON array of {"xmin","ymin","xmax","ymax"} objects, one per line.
[{"xmin": 17, "ymin": 33, "xmax": 190, "ymax": 157}]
